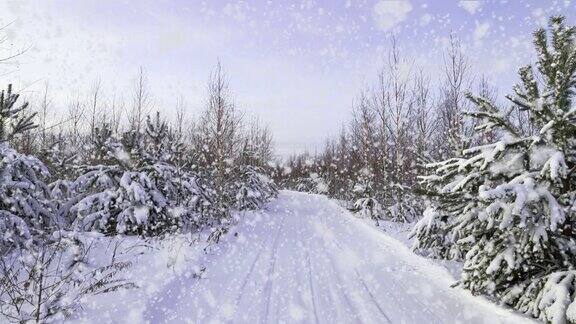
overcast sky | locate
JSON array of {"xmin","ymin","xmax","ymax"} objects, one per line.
[{"xmin": 0, "ymin": 0, "xmax": 574, "ymax": 157}]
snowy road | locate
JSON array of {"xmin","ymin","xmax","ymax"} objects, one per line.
[{"xmin": 140, "ymin": 191, "xmax": 531, "ymax": 324}]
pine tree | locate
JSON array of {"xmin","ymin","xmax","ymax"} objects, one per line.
[
  {"xmin": 141, "ymin": 112, "xmax": 170, "ymax": 165},
  {"xmin": 233, "ymin": 135, "xmax": 278, "ymax": 210},
  {"xmin": 350, "ymin": 167, "xmax": 383, "ymax": 224},
  {"xmin": 0, "ymin": 85, "xmax": 53, "ymax": 253},
  {"xmin": 67, "ymin": 112, "xmax": 217, "ymax": 236},
  {"xmin": 234, "ymin": 165, "xmax": 278, "ymax": 210},
  {"xmin": 0, "ymin": 85, "xmax": 36, "ymax": 144},
  {"xmin": 0, "ymin": 144, "xmax": 53, "ymax": 253},
  {"xmin": 412, "ymin": 16, "xmax": 576, "ymax": 323}
]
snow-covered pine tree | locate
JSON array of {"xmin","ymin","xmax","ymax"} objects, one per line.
[
  {"xmin": 140, "ymin": 114, "xmax": 214, "ymax": 230},
  {"xmin": 68, "ymin": 125, "xmax": 159, "ymax": 234},
  {"xmin": 350, "ymin": 167, "xmax": 383, "ymax": 223},
  {"xmin": 230, "ymin": 132, "xmax": 278, "ymax": 210},
  {"xmin": 68, "ymin": 114, "xmax": 213, "ymax": 236},
  {"xmin": 42, "ymin": 132, "xmax": 79, "ymax": 181},
  {"xmin": 141, "ymin": 112, "xmax": 170, "ymax": 165},
  {"xmin": 0, "ymin": 85, "xmax": 54, "ymax": 253},
  {"xmin": 412, "ymin": 16, "xmax": 576, "ymax": 323},
  {"xmin": 385, "ymin": 182, "xmax": 420, "ymax": 223},
  {"xmin": 167, "ymin": 122, "xmax": 187, "ymax": 169},
  {"xmin": 190, "ymin": 63, "xmax": 245, "ymax": 226},
  {"xmin": 135, "ymin": 163, "xmax": 213, "ymax": 233},
  {"xmin": 0, "ymin": 144, "xmax": 53, "ymax": 253},
  {"xmin": 234, "ymin": 165, "xmax": 277, "ymax": 210},
  {"xmin": 295, "ymin": 171, "xmax": 329, "ymax": 195},
  {"xmin": 409, "ymin": 150, "xmax": 482, "ymax": 259},
  {"xmin": 0, "ymin": 85, "xmax": 37, "ymax": 144},
  {"xmin": 46, "ymin": 131, "xmax": 83, "ymax": 221},
  {"xmin": 88, "ymin": 122, "xmax": 126, "ymax": 166}
]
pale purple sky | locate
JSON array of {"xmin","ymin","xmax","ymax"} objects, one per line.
[{"xmin": 0, "ymin": 0, "xmax": 574, "ymax": 157}]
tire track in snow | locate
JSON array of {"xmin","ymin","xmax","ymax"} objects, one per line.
[
  {"xmin": 324, "ymin": 249, "xmax": 370, "ymax": 322},
  {"xmin": 305, "ymin": 251, "xmax": 321, "ymax": 324},
  {"xmin": 231, "ymin": 223, "xmax": 275, "ymax": 314},
  {"xmin": 331, "ymin": 204, "xmax": 445, "ymax": 324},
  {"xmin": 318, "ymin": 206, "xmax": 395, "ymax": 324},
  {"xmin": 262, "ymin": 214, "xmax": 284, "ymax": 323},
  {"xmin": 331, "ymin": 204, "xmax": 447, "ymax": 322},
  {"xmin": 309, "ymin": 210, "xmax": 368, "ymax": 322},
  {"xmin": 369, "ymin": 242, "xmax": 445, "ymax": 323},
  {"xmin": 354, "ymin": 269, "xmax": 392, "ymax": 323},
  {"xmin": 300, "ymin": 204, "xmax": 322, "ymax": 324},
  {"xmin": 130, "ymin": 192, "xmax": 532, "ymax": 324},
  {"xmin": 324, "ymin": 233, "xmax": 392, "ymax": 323}
]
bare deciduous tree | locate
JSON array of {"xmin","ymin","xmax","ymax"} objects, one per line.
[{"xmin": 437, "ymin": 33, "xmax": 473, "ymax": 157}]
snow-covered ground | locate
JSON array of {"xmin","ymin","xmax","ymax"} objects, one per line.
[
  {"xmin": 74, "ymin": 191, "xmax": 534, "ymax": 323},
  {"xmin": 366, "ymin": 218, "xmax": 464, "ymax": 279}
]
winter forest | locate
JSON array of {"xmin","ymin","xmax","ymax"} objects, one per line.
[{"xmin": 1, "ymin": 1, "xmax": 576, "ymax": 323}]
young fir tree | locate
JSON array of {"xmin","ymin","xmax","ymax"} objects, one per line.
[
  {"xmin": 68, "ymin": 117, "xmax": 211, "ymax": 236},
  {"xmin": 140, "ymin": 113, "xmax": 214, "ymax": 230},
  {"xmin": 412, "ymin": 16, "xmax": 576, "ymax": 323},
  {"xmin": 43, "ymin": 132, "xmax": 79, "ymax": 181},
  {"xmin": 295, "ymin": 170, "xmax": 329, "ymax": 195},
  {"xmin": 141, "ymin": 112, "xmax": 170, "ymax": 165},
  {"xmin": 350, "ymin": 167, "xmax": 383, "ymax": 223},
  {"xmin": 233, "ymin": 139, "xmax": 278, "ymax": 210},
  {"xmin": 234, "ymin": 165, "xmax": 277, "ymax": 210},
  {"xmin": 0, "ymin": 85, "xmax": 54, "ymax": 253}
]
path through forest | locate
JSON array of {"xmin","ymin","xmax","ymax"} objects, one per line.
[{"xmin": 135, "ymin": 191, "xmax": 531, "ymax": 323}]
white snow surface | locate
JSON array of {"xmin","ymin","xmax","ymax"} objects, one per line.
[{"xmin": 74, "ymin": 191, "xmax": 534, "ymax": 323}]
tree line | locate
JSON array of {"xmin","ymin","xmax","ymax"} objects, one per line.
[
  {"xmin": 0, "ymin": 62, "xmax": 277, "ymax": 321},
  {"xmin": 276, "ymin": 35, "xmax": 520, "ymax": 222}
]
